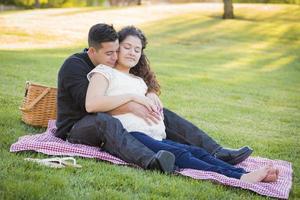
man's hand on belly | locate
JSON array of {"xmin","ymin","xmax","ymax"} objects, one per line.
[{"xmin": 107, "ymin": 101, "xmax": 161, "ymax": 125}]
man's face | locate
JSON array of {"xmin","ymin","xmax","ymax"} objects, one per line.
[{"xmin": 90, "ymin": 40, "xmax": 119, "ymax": 67}]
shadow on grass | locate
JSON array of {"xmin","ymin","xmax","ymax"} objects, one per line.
[{"xmin": 142, "ymin": 10, "xmax": 300, "ymax": 79}]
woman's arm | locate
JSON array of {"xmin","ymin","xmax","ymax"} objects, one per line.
[
  {"xmin": 85, "ymin": 73, "xmax": 133, "ymax": 113},
  {"xmin": 85, "ymin": 73, "xmax": 158, "ymax": 113}
]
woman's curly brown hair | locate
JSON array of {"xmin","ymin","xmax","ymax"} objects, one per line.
[{"xmin": 118, "ymin": 26, "xmax": 161, "ymax": 95}]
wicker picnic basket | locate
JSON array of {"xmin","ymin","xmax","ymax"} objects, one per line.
[{"xmin": 20, "ymin": 81, "xmax": 57, "ymax": 127}]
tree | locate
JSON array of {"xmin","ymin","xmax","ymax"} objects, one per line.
[
  {"xmin": 223, "ymin": 0, "xmax": 234, "ymax": 19},
  {"xmin": 34, "ymin": 0, "xmax": 40, "ymax": 8},
  {"xmin": 107, "ymin": 0, "xmax": 140, "ymax": 6}
]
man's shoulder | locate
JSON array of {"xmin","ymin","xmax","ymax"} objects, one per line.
[
  {"xmin": 60, "ymin": 52, "xmax": 90, "ymax": 73},
  {"xmin": 64, "ymin": 52, "xmax": 86, "ymax": 66}
]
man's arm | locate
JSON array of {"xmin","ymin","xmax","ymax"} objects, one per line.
[
  {"xmin": 146, "ymin": 92, "xmax": 163, "ymax": 112},
  {"xmin": 108, "ymin": 92, "xmax": 164, "ymax": 125},
  {"xmin": 107, "ymin": 101, "xmax": 161, "ymax": 125},
  {"xmin": 59, "ymin": 58, "xmax": 90, "ymax": 112}
]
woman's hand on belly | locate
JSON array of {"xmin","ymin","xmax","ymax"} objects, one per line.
[{"xmin": 127, "ymin": 100, "xmax": 162, "ymax": 125}]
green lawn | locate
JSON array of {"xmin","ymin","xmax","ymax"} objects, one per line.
[{"xmin": 1, "ymin": 4, "xmax": 299, "ymax": 199}]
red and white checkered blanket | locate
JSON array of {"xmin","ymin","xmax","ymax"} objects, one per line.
[{"xmin": 10, "ymin": 120, "xmax": 293, "ymax": 199}]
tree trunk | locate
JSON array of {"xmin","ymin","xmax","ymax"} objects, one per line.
[
  {"xmin": 223, "ymin": 0, "xmax": 234, "ymax": 19},
  {"xmin": 34, "ymin": 0, "xmax": 40, "ymax": 8}
]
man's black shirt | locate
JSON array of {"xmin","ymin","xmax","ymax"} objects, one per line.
[{"xmin": 55, "ymin": 51, "xmax": 95, "ymax": 139}]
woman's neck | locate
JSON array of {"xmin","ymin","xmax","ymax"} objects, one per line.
[{"xmin": 115, "ymin": 64, "xmax": 130, "ymax": 74}]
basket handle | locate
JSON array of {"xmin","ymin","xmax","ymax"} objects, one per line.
[{"xmin": 20, "ymin": 87, "xmax": 51, "ymax": 111}]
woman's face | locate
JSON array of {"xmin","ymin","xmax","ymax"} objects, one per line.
[{"xmin": 118, "ymin": 35, "xmax": 142, "ymax": 68}]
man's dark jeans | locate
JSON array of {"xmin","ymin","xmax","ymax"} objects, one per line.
[
  {"xmin": 67, "ymin": 108, "xmax": 221, "ymax": 169},
  {"xmin": 163, "ymin": 108, "xmax": 220, "ymax": 154}
]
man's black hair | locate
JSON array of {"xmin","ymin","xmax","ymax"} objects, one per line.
[{"xmin": 88, "ymin": 23, "xmax": 118, "ymax": 49}]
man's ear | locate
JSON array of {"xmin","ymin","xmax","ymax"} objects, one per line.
[{"xmin": 89, "ymin": 47, "xmax": 95, "ymax": 54}]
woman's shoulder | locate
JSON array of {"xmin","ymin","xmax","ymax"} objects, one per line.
[
  {"xmin": 88, "ymin": 64, "xmax": 116, "ymax": 81},
  {"xmin": 92, "ymin": 64, "xmax": 118, "ymax": 76},
  {"xmin": 93, "ymin": 64, "xmax": 115, "ymax": 73}
]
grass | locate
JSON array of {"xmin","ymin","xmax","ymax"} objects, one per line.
[{"xmin": 0, "ymin": 4, "xmax": 299, "ymax": 199}]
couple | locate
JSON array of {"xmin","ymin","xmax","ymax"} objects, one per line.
[{"xmin": 55, "ymin": 23, "xmax": 277, "ymax": 182}]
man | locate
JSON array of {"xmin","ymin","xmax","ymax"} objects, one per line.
[
  {"xmin": 56, "ymin": 23, "xmax": 252, "ymax": 173},
  {"xmin": 56, "ymin": 23, "xmax": 175, "ymax": 173}
]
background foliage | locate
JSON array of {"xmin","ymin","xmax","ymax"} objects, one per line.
[
  {"xmin": 0, "ymin": 4, "xmax": 299, "ymax": 199},
  {"xmin": 1, "ymin": 0, "xmax": 300, "ymax": 8}
]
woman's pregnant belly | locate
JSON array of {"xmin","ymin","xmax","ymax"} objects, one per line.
[{"xmin": 113, "ymin": 113, "xmax": 166, "ymax": 141}]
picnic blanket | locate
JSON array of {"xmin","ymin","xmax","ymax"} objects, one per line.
[{"xmin": 10, "ymin": 120, "xmax": 293, "ymax": 199}]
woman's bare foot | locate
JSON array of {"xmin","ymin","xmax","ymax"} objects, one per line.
[
  {"xmin": 271, "ymin": 167, "xmax": 279, "ymax": 177},
  {"xmin": 275, "ymin": 168, "xmax": 279, "ymax": 177},
  {"xmin": 263, "ymin": 168, "xmax": 279, "ymax": 182},
  {"xmin": 240, "ymin": 166, "xmax": 270, "ymax": 183},
  {"xmin": 262, "ymin": 173, "xmax": 277, "ymax": 182}
]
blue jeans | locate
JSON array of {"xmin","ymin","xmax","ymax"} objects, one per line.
[
  {"xmin": 66, "ymin": 108, "xmax": 222, "ymax": 169},
  {"xmin": 130, "ymin": 132, "xmax": 247, "ymax": 179}
]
